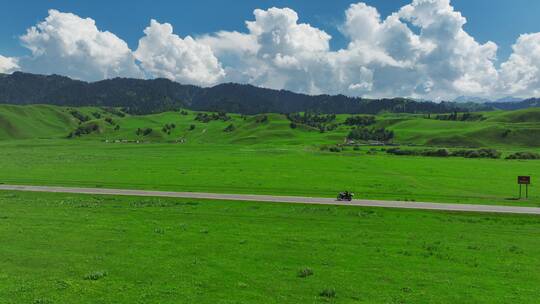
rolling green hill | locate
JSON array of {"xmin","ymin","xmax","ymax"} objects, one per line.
[{"xmin": 1, "ymin": 104, "xmax": 540, "ymax": 148}]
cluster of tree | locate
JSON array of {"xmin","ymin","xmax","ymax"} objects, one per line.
[
  {"xmin": 344, "ymin": 115, "xmax": 376, "ymax": 126},
  {"xmin": 92, "ymin": 112, "xmax": 101, "ymax": 119},
  {"xmin": 195, "ymin": 112, "xmax": 231, "ymax": 123},
  {"xmin": 427, "ymin": 112, "xmax": 484, "ymax": 121},
  {"xmin": 386, "ymin": 148, "xmax": 501, "ymax": 159},
  {"xmin": 136, "ymin": 128, "xmax": 153, "ymax": 136},
  {"xmin": 452, "ymin": 149, "xmax": 500, "ymax": 159},
  {"xmin": 179, "ymin": 110, "xmax": 189, "ymax": 115},
  {"xmin": 104, "ymin": 117, "xmax": 115, "ymax": 125},
  {"xmin": 505, "ymin": 152, "xmax": 540, "ymax": 160},
  {"xmin": 67, "ymin": 123, "xmax": 99, "ymax": 138},
  {"xmin": 69, "ymin": 110, "xmax": 90, "ymax": 123},
  {"xmin": 320, "ymin": 145, "xmax": 343, "ymax": 152},
  {"xmin": 347, "ymin": 127, "xmax": 394, "ymax": 142},
  {"xmin": 223, "ymin": 124, "xmax": 236, "ymax": 132},
  {"xmin": 162, "ymin": 123, "xmax": 176, "ymax": 134},
  {"xmin": 287, "ymin": 112, "xmax": 337, "ymax": 132}
]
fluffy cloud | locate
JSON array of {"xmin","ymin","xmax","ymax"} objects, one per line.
[
  {"xmin": 197, "ymin": 1, "xmax": 502, "ymax": 99},
  {"xmin": 134, "ymin": 20, "xmax": 225, "ymax": 86},
  {"xmin": 499, "ymin": 33, "xmax": 540, "ymax": 97},
  {"xmin": 0, "ymin": 55, "xmax": 19, "ymax": 73},
  {"xmin": 19, "ymin": 9, "xmax": 141, "ymax": 81},
  {"xmin": 201, "ymin": 7, "xmax": 334, "ymax": 93},
  {"xmin": 4, "ymin": 2, "xmax": 540, "ymax": 99}
]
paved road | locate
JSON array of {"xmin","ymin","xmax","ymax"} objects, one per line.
[{"xmin": 1, "ymin": 184, "xmax": 539, "ymax": 215}]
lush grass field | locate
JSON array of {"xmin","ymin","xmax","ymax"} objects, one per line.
[
  {"xmin": 0, "ymin": 104, "xmax": 539, "ymax": 206},
  {"xmin": 0, "ymin": 139, "xmax": 538, "ymax": 206},
  {"xmin": 1, "ymin": 191, "xmax": 539, "ymax": 303}
]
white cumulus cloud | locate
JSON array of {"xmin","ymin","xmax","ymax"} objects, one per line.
[
  {"xmin": 0, "ymin": 55, "xmax": 19, "ymax": 73},
  {"xmin": 499, "ymin": 33, "xmax": 540, "ymax": 97},
  {"xmin": 19, "ymin": 9, "xmax": 141, "ymax": 81},
  {"xmin": 134, "ymin": 20, "xmax": 225, "ymax": 86},
  {"xmin": 4, "ymin": 2, "xmax": 540, "ymax": 99}
]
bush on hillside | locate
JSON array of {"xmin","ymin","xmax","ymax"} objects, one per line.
[
  {"xmin": 136, "ymin": 128, "xmax": 153, "ymax": 136},
  {"xmin": 195, "ymin": 112, "xmax": 231, "ymax": 123},
  {"xmin": 347, "ymin": 127, "xmax": 394, "ymax": 142},
  {"xmin": 69, "ymin": 110, "xmax": 90, "ymax": 123},
  {"xmin": 189, "ymin": 124, "xmax": 196, "ymax": 131},
  {"xmin": 287, "ymin": 112, "xmax": 336, "ymax": 130},
  {"xmin": 506, "ymin": 152, "xmax": 540, "ymax": 160},
  {"xmin": 328, "ymin": 146, "xmax": 342, "ymax": 152},
  {"xmin": 344, "ymin": 115, "xmax": 376, "ymax": 126},
  {"xmin": 451, "ymin": 148, "xmax": 500, "ymax": 159},
  {"xmin": 104, "ymin": 117, "xmax": 115, "ymax": 125},
  {"xmin": 386, "ymin": 148, "xmax": 498, "ymax": 158},
  {"xmin": 224, "ymin": 124, "xmax": 236, "ymax": 132},
  {"xmin": 431, "ymin": 112, "xmax": 484, "ymax": 121},
  {"xmin": 162, "ymin": 123, "xmax": 176, "ymax": 134},
  {"xmin": 68, "ymin": 123, "xmax": 99, "ymax": 138}
]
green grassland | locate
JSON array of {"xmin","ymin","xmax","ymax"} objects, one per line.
[
  {"xmin": 0, "ymin": 104, "xmax": 539, "ymax": 206},
  {"xmin": 1, "ymin": 191, "xmax": 539, "ymax": 303},
  {"xmin": 1, "ymin": 104, "xmax": 540, "ymax": 148}
]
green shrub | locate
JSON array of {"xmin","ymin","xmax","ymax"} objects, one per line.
[
  {"xmin": 68, "ymin": 123, "xmax": 100, "ymax": 138},
  {"xmin": 506, "ymin": 152, "xmax": 540, "ymax": 159},
  {"xmin": 69, "ymin": 110, "xmax": 90, "ymax": 122},
  {"xmin": 224, "ymin": 124, "xmax": 236, "ymax": 132},
  {"xmin": 347, "ymin": 127, "xmax": 394, "ymax": 142},
  {"xmin": 452, "ymin": 149, "xmax": 500, "ymax": 159},
  {"xmin": 328, "ymin": 146, "xmax": 342, "ymax": 153},
  {"xmin": 344, "ymin": 115, "xmax": 376, "ymax": 126},
  {"xmin": 84, "ymin": 271, "xmax": 107, "ymax": 281},
  {"xmin": 421, "ymin": 149, "xmax": 449, "ymax": 157},
  {"xmin": 297, "ymin": 268, "xmax": 314, "ymax": 278},
  {"xmin": 319, "ymin": 288, "xmax": 336, "ymax": 298},
  {"xmin": 136, "ymin": 128, "xmax": 153, "ymax": 136}
]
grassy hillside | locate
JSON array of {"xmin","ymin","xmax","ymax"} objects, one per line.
[
  {"xmin": 1, "ymin": 191, "xmax": 539, "ymax": 303},
  {"xmin": 1, "ymin": 104, "xmax": 540, "ymax": 148}
]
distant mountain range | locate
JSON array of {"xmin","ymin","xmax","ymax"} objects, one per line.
[
  {"xmin": 453, "ymin": 96, "xmax": 524, "ymax": 104},
  {"xmin": 0, "ymin": 72, "xmax": 538, "ymax": 115}
]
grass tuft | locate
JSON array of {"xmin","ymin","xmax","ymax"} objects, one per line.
[
  {"xmin": 83, "ymin": 271, "xmax": 108, "ymax": 281},
  {"xmin": 319, "ymin": 288, "xmax": 336, "ymax": 298},
  {"xmin": 297, "ymin": 268, "xmax": 314, "ymax": 278}
]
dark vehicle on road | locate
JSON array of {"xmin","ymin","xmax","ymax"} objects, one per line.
[{"xmin": 337, "ymin": 191, "xmax": 354, "ymax": 201}]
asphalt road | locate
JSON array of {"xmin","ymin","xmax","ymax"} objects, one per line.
[{"xmin": 1, "ymin": 184, "xmax": 539, "ymax": 215}]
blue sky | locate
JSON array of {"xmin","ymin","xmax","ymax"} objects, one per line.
[
  {"xmin": 1, "ymin": 0, "xmax": 540, "ymax": 99},
  {"xmin": 2, "ymin": 0, "xmax": 539, "ymax": 61}
]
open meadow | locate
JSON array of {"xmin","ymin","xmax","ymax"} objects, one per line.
[
  {"xmin": 0, "ymin": 105, "xmax": 539, "ymax": 206},
  {"xmin": 1, "ymin": 191, "xmax": 539, "ymax": 303}
]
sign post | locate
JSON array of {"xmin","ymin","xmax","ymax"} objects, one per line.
[{"xmin": 518, "ymin": 176, "xmax": 531, "ymax": 199}]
